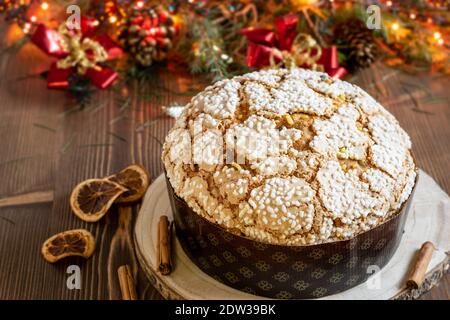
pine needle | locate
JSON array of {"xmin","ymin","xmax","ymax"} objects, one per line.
[
  {"xmin": 0, "ymin": 156, "xmax": 34, "ymax": 168},
  {"xmin": 79, "ymin": 143, "xmax": 114, "ymax": 149},
  {"xmin": 0, "ymin": 216, "xmax": 15, "ymax": 225},
  {"xmin": 403, "ymin": 86, "xmax": 434, "ymax": 115},
  {"xmin": 33, "ymin": 123, "xmax": 56, "ymax": 133},
  {"xmin": 60, "ymin": 135, "xmax": 76, "ymax": 154},
  {"xmin": 148, "ymin": 134, "xmax": 163, "ymax": 147},
  {"xmin": 411, "ymin": 108, "xmax": 434, "ymax": 115},
  {"xmin": 135, "ymin": 115, "xmax": 164, "ymax": 132},
  {"xmin": 109, "ymin": 114, "xmax": 128, "ymax": 125},
  {"xmin": 177, "ymin": 14, "xmax": 233, "ymax": 81},
  {"xmin": 108, "ymin": 132, "xmax": 127, "ymax": 142}
]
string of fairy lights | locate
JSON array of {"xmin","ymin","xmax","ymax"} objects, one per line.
[
  {"xmin": 0, "ymin": 0, "xmax": 448, "ymax": 80},
  {"xmin": 1, "ymin": 1, "xmax": 447, "ymax": 45},
  {"xmin": 380, "ymin": 0, "xmax": 447, "ymax": 47},
  {"xmin": 0, "ymin": 0, "xmax": 49, "ymax": 31}
]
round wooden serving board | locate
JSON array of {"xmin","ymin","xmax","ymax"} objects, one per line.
[{"xmin": 134, "ymin": 170, "xmax": 450, "ymax": 300}]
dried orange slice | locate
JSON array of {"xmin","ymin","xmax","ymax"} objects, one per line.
[
  {"xmin": 41, "ymin": 229, "xmax": 95, "ymax": 263},
  {"xmin": 70, "ymin": 179, "xmax": 127, "ymax": 222},
  {"xmin": 107, "ymin": 164, "xmax": 150, "ymax": 203}
]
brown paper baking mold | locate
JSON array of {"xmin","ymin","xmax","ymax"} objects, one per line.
[{"xmin": 165, "ymin": 174, "xmax": 417, "ymax": 299}]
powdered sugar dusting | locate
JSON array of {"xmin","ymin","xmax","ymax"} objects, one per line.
[
  {"xmin": 225, "ymin": 115, "xmax": 302, "ymax": 162},
  {"xmin": 310, "ymin": 105, "xmax": 370, "ymax": 160},
  {"xmin": 244, "ymin": 77, "xmax": 334, "ymax": 116},
  {"xmin": 368, "ymin": 114, "xmax": 412, "ymax": 177},
  {"xmin": 317, "ymin": 161, "xmax": 387, "ymax": 221},
  {"xmin": 162, "ymin": 68, "xmax": 417, "ymax": 245},
  {"xmin": 191, "ymin": 79, "xmax": 241, "ymax": 119},
  {"xmin": 240, "ymin": 176, "xmax": 315, "ymax": 238}
]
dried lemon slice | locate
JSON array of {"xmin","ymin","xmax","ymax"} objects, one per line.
[
  {"xmin": 70, "ymin": 179, "xmax": 127, "ymax": 222},
  {"xmin": 41, "ymin": 229, "xmax": 95, "ymax": 263},
  {"xmin": 107, "ymin": 164, "xmax": 150, "ymax": 203}
]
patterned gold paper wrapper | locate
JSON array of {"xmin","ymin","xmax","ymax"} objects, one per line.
[{"xmin": 165, "ymin": 173, "xmax": 417, "ymax": 299}]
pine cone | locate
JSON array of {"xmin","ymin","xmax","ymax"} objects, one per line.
[
  {"xmin": 0, "ymin": 0, "xmax": 17, "ymax": 13},
  {"xmin": 119, "ymin": 7, "xmax": 177, "ymax": 67},
  {"xmin": 334, "ymin": 19, "xmax": 379, "ymax": 71}
]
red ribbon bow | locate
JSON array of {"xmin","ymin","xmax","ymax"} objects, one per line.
[
  {"xmin": 31, "ymin": 17, "xmax": 123, "ymax": 90},
  {"xmin": 241, "ymin": 14, "xmax": 347, "ymax": 79},
  {"xmin": 316, "ymin": 46, "xmax": 348, "ymax": 79}
]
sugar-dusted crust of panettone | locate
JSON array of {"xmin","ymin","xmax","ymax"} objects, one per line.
[{"xmin": 162, "ymin": 68, "xmax": 417, "ymax": 245}]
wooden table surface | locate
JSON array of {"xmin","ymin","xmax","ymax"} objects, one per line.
[{"xmin": 0, "ymin": 27, "xmax": 449, "ymax": 300}]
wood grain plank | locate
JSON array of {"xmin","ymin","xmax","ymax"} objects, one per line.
[
  {"xmin": 0, "ymin": 22, "xmax": 448, "ymax": 299},
  {"xmin": 0, "ymin": 190, "xmax": 54, "ymax": 208}
]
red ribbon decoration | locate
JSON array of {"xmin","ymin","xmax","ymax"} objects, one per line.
[
  {"xmin": 31, "ymin": 17, "xmax": 123, "ymax": 90},
  {"xmin": 317, "ymin": 46, "xmax": 348, "ymax": 79},
  {"xmin": 241, "ymin": 14, "xmax": 347, "ymax": 79}
]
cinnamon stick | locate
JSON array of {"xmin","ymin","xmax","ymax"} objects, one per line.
[
  {"xmin": 158, "ymin": 215, "xmax": 172, "ymax": 275},
  {"xmin": 117, "ymin": 265, "xmax": 138, "ymax": 300},
  {"xmin": 406, "ymin": 241, "xmax": 435, "ymax": 289},
  {"xmin": 0, "ymin": 190, "xmax": 54, "ymax": 208}
]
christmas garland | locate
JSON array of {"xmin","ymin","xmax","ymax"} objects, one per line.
[{"xmin": 0, "ymin": 0, "xmax": 448, "ymax": 96}]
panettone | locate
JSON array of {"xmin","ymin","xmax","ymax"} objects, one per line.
[{"xmin": 162, "ymin": 68, "xmax": 417, "ymax": 246}]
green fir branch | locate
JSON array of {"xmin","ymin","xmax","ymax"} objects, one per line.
[{"xmin": 177, "ymin": 14, "xmax": 233, "ymax": 81}]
